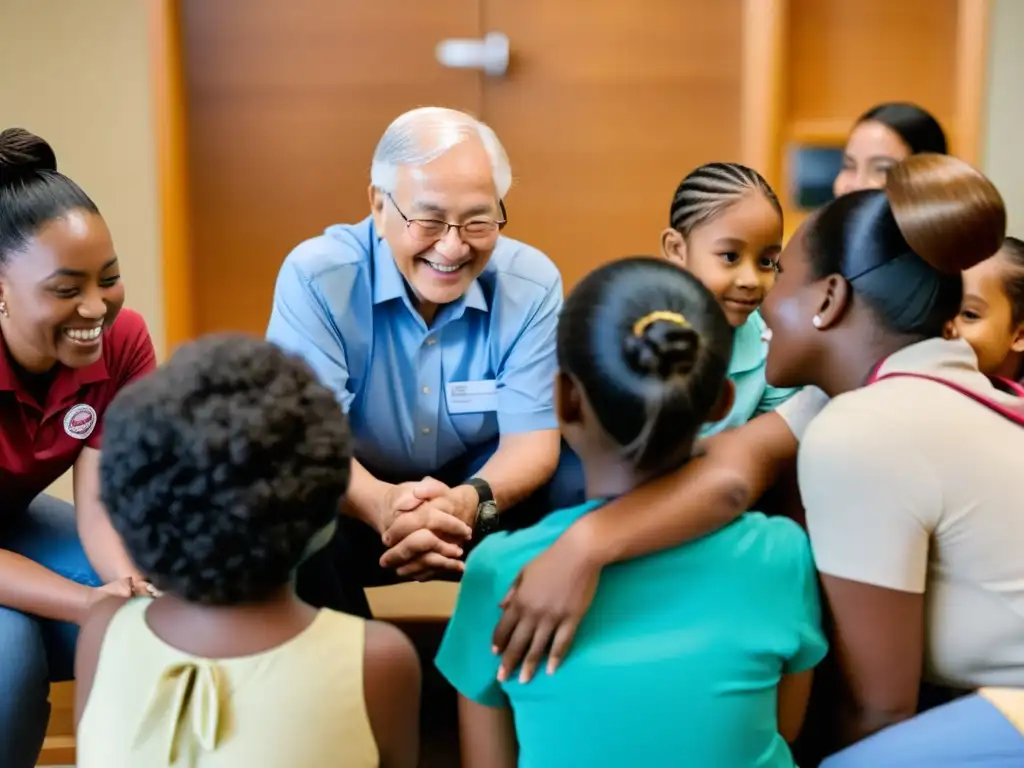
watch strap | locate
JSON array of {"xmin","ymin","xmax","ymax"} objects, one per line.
[{"xmin": 465, "ymin": 476, "xmax": 494, "ymax": 505}]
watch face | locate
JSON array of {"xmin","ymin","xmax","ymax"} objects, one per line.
[{"xmin": 476, "ymin": 500, "xmax": 500, "ymax": 533}]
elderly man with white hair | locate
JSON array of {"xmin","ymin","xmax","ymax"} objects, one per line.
[{"xmin": 267, "ymin": 107, "xmax": 583, "ymax": 616}]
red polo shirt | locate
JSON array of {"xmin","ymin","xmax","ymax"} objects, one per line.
[{"xmin": 0, "ymin": 308, "xmax": 157, "ymax": 513}]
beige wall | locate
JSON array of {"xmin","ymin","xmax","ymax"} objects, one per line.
[
  {"xmin": 0, "ymin": 0, "xmax": 162, "ymax": 500},
  {"xmin": 983, "ymin": 0, "xmax": 1024, "ymax": 235}
]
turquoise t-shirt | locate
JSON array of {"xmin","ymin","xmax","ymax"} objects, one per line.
[
  {"xmin": 703, "ymin": 310, "xmax": 799, "ymax": 437},
  {"xmin": 436, "ymin": 501, "xmax": 828, "ymax": 768}
]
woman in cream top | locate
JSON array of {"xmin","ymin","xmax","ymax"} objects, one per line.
[
  {"xmin": 73, "ymin": 335, "xmax": 420, "ymax": 767},
  {"xmin": 761, "ymin": 153, "xmax": 1024, "ymax": 765}
]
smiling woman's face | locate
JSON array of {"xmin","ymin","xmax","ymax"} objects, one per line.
[
  {"xmin": 0, "ymin": 209, "xmax": 125, "ymax": 373},
  {"xmin": 833, "ymin": 120, "xmax": 912, "ymax": 198}
]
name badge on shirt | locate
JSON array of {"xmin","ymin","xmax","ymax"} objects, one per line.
[{"xmin": 446, "ymin": 380, "xmax": 498, "ymax": 414}]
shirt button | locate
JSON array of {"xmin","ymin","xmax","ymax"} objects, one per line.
[
  {"xmin": 422, "ymin": 386, "xmax": 430, "ymax": 394},
  {"xmin": 422, "ymin": 427, "xmax": 431, "ymax": 435}
]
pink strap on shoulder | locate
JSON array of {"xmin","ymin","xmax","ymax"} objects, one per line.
[{"xmin": 869, "ymin": 370, "xmax": 1024, "ymax": 426}]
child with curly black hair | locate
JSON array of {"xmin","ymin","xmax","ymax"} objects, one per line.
[{"xmin": 72, "ymin": 334, "xmax": 421, "ymax": 767}]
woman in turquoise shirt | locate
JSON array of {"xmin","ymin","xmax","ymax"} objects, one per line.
[
  {"xmin": 661, "ymin": 162, "xmax": 798, "ymax": 434},
  {"xmin": 436, "ymin": 257, "xmax": 827, "ymax": 767}
]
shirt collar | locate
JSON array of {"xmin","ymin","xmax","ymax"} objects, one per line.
[
  {"xmin": 729, "ymin": 311, "xmax": 769, "ymax": 375},
  {"xmin": 0, "ymin": 330, "xmax": 109, "ymax": 398},
  {"xmin": 876, "ymin": 337, "xmax": 980, "ymax": 382},
  {"xmin": 369, "ymin": 218, "xmax": 489, "ymax": 314}
]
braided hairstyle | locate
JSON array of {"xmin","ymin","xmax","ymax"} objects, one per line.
[{"xmin": 668, "ymin": 162, "xmax": 782, "ymax": 236}]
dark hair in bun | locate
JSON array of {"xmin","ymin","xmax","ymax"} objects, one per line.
[
  {"xmin": 805, "ymin": 153, "xmax": 1006, "ymax": 339},
  {"xmin": 856, "ymin": 102, "xmax": 948, "ymax": 156},
  {"xmin": 885, "ymin": 153, "xmax": 1006, "ymax": 275},
  {"xmin": 557, "ymin": 257, "xmax": 734, "ymax": 474},
  {"xmin": 0, "ymin": 128, "xmax": 99, "ymax": 268}
]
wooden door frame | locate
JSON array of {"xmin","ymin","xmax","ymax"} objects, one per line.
[
  {"xmin": 151, "ymin": 0, "xmax": 993, "ymax": 355},
  {"xmin": 148, "ymin": 0, "xmax": 193, "ymax": 355}
]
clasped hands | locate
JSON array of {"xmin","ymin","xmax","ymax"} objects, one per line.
[{"xmin": 376, "ymin": 477, "xmax": 479, "ymax": 580}]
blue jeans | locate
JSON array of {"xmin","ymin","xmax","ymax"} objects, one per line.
[
  {"xmin": 822, "ymin": 694, "xmax": 1024, "ymax": 767},
  {"xmin": 0, "ymin": 494, "xmax": 101, "ymax": 768},
  {"xmin": 296, "ymin": 438, "xmax": 586, "ymax": 618}
]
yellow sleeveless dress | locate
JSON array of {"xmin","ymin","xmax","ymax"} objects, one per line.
[{"xmin": 77, "ymin": 598, "xmax": 379, "ymax": 767}]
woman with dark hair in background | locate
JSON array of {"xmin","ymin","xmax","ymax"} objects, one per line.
[
  {"xmin": 833, "ymin": 101, "xmax": 948, "ymax": 197},
  {"xmin": 437, "ymin": 257, "xmax": 827, "ymax": 768},
  {"xmin": 760, "ymin": 153, "xmax": 1024, "ymax": 765},
  {"xmin": 0, "ymin": 128, "xmax": 159, "ymax": 767}
]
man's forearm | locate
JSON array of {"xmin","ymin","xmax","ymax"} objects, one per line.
[
  {"xmin": 475, "ymin": 430, "xmax": 560, "ymax": 511},
  {"xmin": 344, "ymin": 458, "xmax": 390, "ymax": 531}
]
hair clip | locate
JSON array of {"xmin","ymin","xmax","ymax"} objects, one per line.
[{"xmin": 632, "ymin": 310, "xmax": 689, "ymax": 337}]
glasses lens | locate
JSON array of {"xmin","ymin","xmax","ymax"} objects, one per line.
[
  {"xmin": 463, "ymin": 221, "xmax": 500, "ymax": 236},
  {"xmin": 411, "ymin": 220, "xmax": 447, "ymax": 238}
]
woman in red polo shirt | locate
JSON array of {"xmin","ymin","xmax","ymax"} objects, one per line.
[{"xmin": 0, "ymin": 128, "xmax": 158, "ymax": 768}]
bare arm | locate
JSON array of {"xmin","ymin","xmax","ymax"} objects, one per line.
[
  {"xmin": 74, "ymin": 447, "xmax": 144, "ymax": 583},
  {"xmin": 344, "ymin": 458, "xmax": 393, "ymax": 532},
  {"xmin": 458, "ymin": 696, "xmax": 518, "ymax": 768},
  {"xmin": 823, "ymin": 576, "xmax": 924, "ymax": 746},
  {"xmin": 578, "ymin": 411, "xmax": 796, "ymax": 566},
  {"xmin": 364, "ymin": 620, "xmax": 421, "ymax": 768},
  {"xmin": 778, "ymin": 669, "xmax": 815, "ymax": 743},
  {"xmin": 492, "ymin": 411, "xmax": 799, "ymax": 680},
  {"xmin": 476, "ymin": 429, "xmax": 560, "ymax": 511},
  {"xmin": 0, "ymin": 548, "xmax": 94, "ymax": 624},
  {"xmin": 73, "ymin": 595, "xmax": 127, "ymax": 727}
]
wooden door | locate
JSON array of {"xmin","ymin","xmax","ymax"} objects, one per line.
[
  {"xmin": 180, "ymin": 0, "xmax": 744, "ymax": 336},
  {"xmin": 484, "ymin": 0, "xmax": 743, "ymax": 288},
  {"xmin": 181, "ymin": 0, "xmax": 483, "ymax": 335}
]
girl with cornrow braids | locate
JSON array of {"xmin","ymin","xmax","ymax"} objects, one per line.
[{"xmin": 660, "ymin": 162, "xmax": 799, "ymax": 435}]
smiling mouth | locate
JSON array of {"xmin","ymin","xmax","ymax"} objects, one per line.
[
  {"xmin": 724, "ymin": 297, "xmax": 760, "ymax": 309},
  {"xmin": 62, "ymin": 325, "xmax": 103, "ymax": 344},
  {"xmin": 422, "ymin": 259, "xmax": 469, "ymax": 274}
]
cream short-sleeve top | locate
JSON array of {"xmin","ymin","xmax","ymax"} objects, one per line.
[
  {"xmin": 77, "ymin": 599, "xmax": 379, "ymax": 767},
  {"xmin": 792, "ymin": 338, "xmax": 1024, "ymax": 689}
]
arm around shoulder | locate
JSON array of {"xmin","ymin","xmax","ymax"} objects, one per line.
[{"xmin": 364, "ymin": 620, "xmax": 421, "ymax": 768}]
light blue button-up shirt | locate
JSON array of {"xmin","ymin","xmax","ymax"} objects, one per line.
[{"xmin": 266, "ymin": 216, "xmax": 563, "ymax": 479}]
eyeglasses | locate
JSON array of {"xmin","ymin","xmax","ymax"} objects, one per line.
[{"xmin": 387, "ymin": 193, "xmax": 507, "ymax": 241}]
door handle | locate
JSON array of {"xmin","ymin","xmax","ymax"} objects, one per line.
[{"xmin": 435, "ymin": 31, "xmax": 510, "ymax": 77}]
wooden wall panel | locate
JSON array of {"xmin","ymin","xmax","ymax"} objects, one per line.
[
  {"xmin": 786, "ymin": 0, "xmax": 959, "ymax": 130},
  {"xmin": 484, "ymin": 0, "xmax": 743, "ymax": 288},
  {"xmin": 181, "ymin": 0, "xmax": 483, "ymax": 335}
]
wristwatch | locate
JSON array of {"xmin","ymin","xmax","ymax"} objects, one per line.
[{"xmin": 464, "ymin": 476, "xmax": 500, "ymax": 537}]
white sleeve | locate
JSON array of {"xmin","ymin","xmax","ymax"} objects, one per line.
[
  {"xmin": 774, "ymin": 386, "xmax": 830, "ymax": 442},
  {"xmin": 798, "ymin": 400, "xmax": 940, "ymax": 593}
]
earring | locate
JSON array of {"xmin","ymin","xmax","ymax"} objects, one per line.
[
  {"xmin": 0, "ymin": 301, "xmax": 7, "ymax": 318},
  {"xmin": 812, "ymin": 315, "xmax": 822, "ymax": 328}
]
